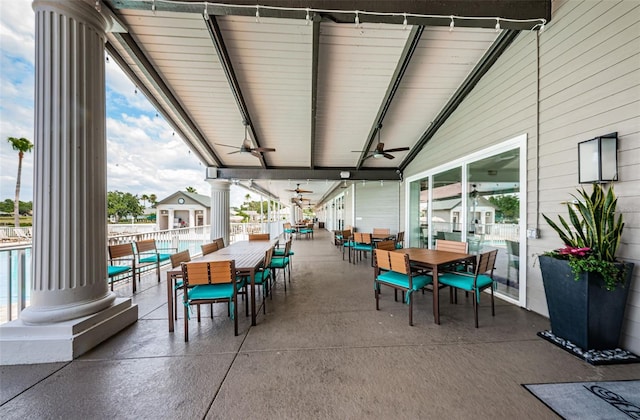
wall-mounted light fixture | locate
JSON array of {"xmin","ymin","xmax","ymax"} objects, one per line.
[
  {"xmin": 578, "ymin": 132, "xmax": 618, "ymax": 184},
  {"xmin": 340, "ymin": 171, "xmax": 351, "ymax": 179}
]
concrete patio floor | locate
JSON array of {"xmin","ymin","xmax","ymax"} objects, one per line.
[{"xmin": 2, "ymin": 229, "xmax": 639, "ymax": 419}]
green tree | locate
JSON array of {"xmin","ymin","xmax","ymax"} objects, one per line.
[
  {"xmin": 7, "ymin": 136, "xmax": 34, "ymax": 226},
  {"xmin": 149, "ymin": 194, "xmax": 157, "ymax": 208},
  {"xmin": 107, "ymin": 191, "xmax": 143, "ymax": 221},
  {"xmin": 186, "ymin": 186, "xmax": 197, "ymax": 193},
  {"xmin": 141, "ymin": 194, "xmax": 149, "ymax": 208},
  {"xmin": 488, "ymin": 195, "xmax": 520, "ymax": 223}
]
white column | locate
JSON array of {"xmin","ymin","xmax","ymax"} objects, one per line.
[
  {"xmin": 289, "ymin": 205, "xmax": 296, "ymax": 225},
  {"xmin": 188, "ymin": 209, "xmax": 195, "ymax": 227},
  {"xmin": 208, "ymin": 179, "xmax": 230, "ymax": 244},
  {"xmin": 0, "ymin": 0, "xmax": 137, "ymax": 365}
]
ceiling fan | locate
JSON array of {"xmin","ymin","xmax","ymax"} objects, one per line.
[
  {"xmin": 285, "ymin": 183, "xmax": 313, "ymax": 194},
  {"xmin": 353, "ymin": 124, "xmax": 410, "ymax": 160},
  {"xmin": 215, "ymin": 122, "xmax": 275, "ymax": 157}
]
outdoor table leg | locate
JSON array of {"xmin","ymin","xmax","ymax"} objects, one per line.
[
  {"xmin": 433, "ymin": 266, "xmax": 440, "ymax": 325},
  {"xmin": 250, "ymin": 269, "xmax": 257, "ymax": 326},
  {"xmin": 167, "ymin": 271, "xmax": 174, "ymax": 332}
]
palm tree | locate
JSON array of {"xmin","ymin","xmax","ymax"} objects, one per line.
[
  {"xmin": 185, "ymin": 186, "xmax": 197, "ymax": 193},
  {"xmin": 141, "ymin": 194, "xmax": 149, "ymax": 208},
  {"xmin": 7, "ymin": 137, "xmax": 34, "ymax": 227},
  {"xmin": 149, "ymin": 194, "xmax": 157, "ymax": 208}
]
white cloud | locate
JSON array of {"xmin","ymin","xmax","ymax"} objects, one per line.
[{"xmin": 0, "ymin": 0, "xmax": 209, "ymax": 203}]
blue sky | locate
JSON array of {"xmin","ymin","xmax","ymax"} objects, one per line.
[{"xmin": 0, "ymin": 0, "xmax": 250, "ymax": 206}]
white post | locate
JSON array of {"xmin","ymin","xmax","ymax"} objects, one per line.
[
  {"xmin": 208, "ymin": 179, "xmax": 230, "ymax": 245},
  {"xmin": 1, "ymin": 0, "xmax": 138, "ymax": 365}
]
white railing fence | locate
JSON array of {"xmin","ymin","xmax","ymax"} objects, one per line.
[{"xmin": 0, "ymin": 222, "xmax": 285, "ymax": 324}]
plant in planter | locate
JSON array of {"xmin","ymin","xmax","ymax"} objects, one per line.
[{"xmin": 539, "ymin": 183, "xmax": 634, "ymax": 350}]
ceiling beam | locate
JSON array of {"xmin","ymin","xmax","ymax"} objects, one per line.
[
  {"xmin": 109, "ymin": 1, "xmax": 551, "ymax": 30},
  {"xmin": 356, "ymin": 25, "xmax": 423, "ymax": 170},
  {"xmin": 106, "ymin": 34, "xmax": 223, "ymax": 167},
  {"xmin": 213, "ymin": 167, "xmax": 401, "ymax": 181},
  {"xmin": 309, "ymin": 19, "xmax": 320, "ymax": 168},
  {"xmin": 399, "ymin": 29, "xmax": 520, "ymax": 172},
  {"xmin": 205, "ymin": 16, "xmax": 268, "ymax": 168}
]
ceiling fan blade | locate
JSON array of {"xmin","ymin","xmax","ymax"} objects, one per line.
[
  {"xmin": 383, "ymin": 153, "xmax": 395, "ymax": 160},
  {"xmin": 383, "ymin": 147, "xmax": 410, "ymax": 153},
  {"xmin": 252, "ymin": 147, "xmax": 276, "ymax": 152},
  {"xmin": 376, "ymin": 143, "xmax": 385, "ymax": 152},
  {"xmin": 215, "ymin": 143, "xmax": 240, "ymax": 149}
]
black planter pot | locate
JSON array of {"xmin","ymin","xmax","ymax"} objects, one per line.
[{"xmin": 539, "ymin": 255, "xmax": 634, "ymax": 350}]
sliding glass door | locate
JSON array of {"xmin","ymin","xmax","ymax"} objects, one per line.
[{"xmin": 406, "ymin": 137, "xmax": 525, "ymax": 304}]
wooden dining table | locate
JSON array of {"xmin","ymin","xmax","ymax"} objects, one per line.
[
  {"xmin": 394, "ymin": 248, "xmax": 474, "ymax": 325},
  {"xmin": 166, "ymin": 239, "xmax": 278, "ymax": 332}
]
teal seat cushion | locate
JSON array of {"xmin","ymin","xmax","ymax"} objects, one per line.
[
  {"xmin": 343, "ymin": 241, "xmax": 355, "ymax": 247},
  {"xmin": 139, "ymin": 253, "xmax": 172, "ymax": 264},
  {"xmin": 270, "ymin": 257, "xmax": 289, "ymax": 268},
  {"xmin": 284, "ymin": 228, "xmax": 296, "ymax": 233},
  {"xmin": 377, "ymin": 271, "xmax": 432, "ymax": 291},
  {"xmin": 254, "ymin": 268, "xmax": 271, "ymax": 284},
  {"xmin": 108, "ymin": 265, "xmax": 130, "ymax": 277},
  {"xmin": 174, "ymin": 280, "xmax": 184, "ymax": 289},
  {"xmin": 395, "ymin": 243, "xmax": 403, "ymax": 249},
  {"xmin": 354, "ymin": 244, "xmax": 373, "ymax": 252},
  {"xmin": 274, "ymin": 249, "xmax": 294, "ymax": 256},
  {"xmin": 236, "ymin": 276, "xmax": 247, "ymax": 289},
  {"xmin": 438, "ymin": 273, "xmax": 494, "ymax": 301},
  {"xmin": 187, "ymin": 283, "xmax": 234, "ymax": 301}
]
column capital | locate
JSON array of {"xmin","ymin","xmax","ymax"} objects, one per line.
[
  {"xmin": 207, "ymin": 178, "xmax": 231, "ymax": 192},
  {"xmin": 33, "ymin": 0, "xmax": 112, "ymax": 35}
]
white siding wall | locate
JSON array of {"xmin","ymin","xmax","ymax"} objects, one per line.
[
  {"xmin": 403, "ymin": 0, "xmax": 640, "ymax": 352},
  {"xmin": 354, "ymin": 181, "xmax": 401, "ymax": 234}
]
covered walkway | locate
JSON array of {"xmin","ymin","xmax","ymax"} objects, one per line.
[{"xmin": 2, "ymin": 229, "xmax": 638, "ymax": 418}]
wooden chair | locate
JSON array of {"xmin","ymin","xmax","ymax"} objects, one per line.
[
  {"xmin": 214, "ymin": 237, "xmax": 225, "ymax": 249},
  {"xmin": 201, "ymin": 242, "xmax": 219, "ymax": 255},
  {"xmin": 182, "ymin": 260, "xmax": 239, "ymax": 340},
  {"xmin": 373, "ymin": 228, "xmax": 391, "ymax": 236},
  {"xmin": 135, "ymin": 239, "xmax": 175, "ymax": 284},
  {"xmin": 435, "ymin": 239, "xmax": 470, "ymax": 296},
  {"xmin": 438, "ymin": 250, "xmax": 499, "ymax": 328},
  {"xmin": 395, "ymin": 231, "xmax": 405, "ymax": 249},
  {"xmin": 249, "ymin": 233, "xmax": 270, "ymax": 241},
  {"xmin": 107, "ymin": 243, "xmax": 135, "ymax": 292},
  {"xmin": 169, "ymin": 250, "xmax": 191, "ymax": 321},
  {"xmin": 269, "ymin": 238, "xmax": 292, "ymax": 291},
  {"xmin": 374, "ymin": 249, "xmax": 433, "ymax": 326},
  {"xmin": 254, "ymin": 247, "xmax": 274, "ymax": 314},
  {"xmin": 283, "ymin": 223, "xmax": 296, "ymax": 239},
  {"xmin": 352, "ymin": 232, "xmax": 373, "ymax": 265},
  {"xmin": 375, "ymin": 240, "xmax": 396, "ymax": 251}
]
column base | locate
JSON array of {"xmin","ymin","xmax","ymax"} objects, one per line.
[{"xmin": 0, "ymin": 298, "xmax": 138, "ymax": 365}]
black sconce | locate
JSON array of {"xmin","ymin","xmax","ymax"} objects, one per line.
[{"xmin": 578, "ymin": 132, "xmax": 618, "ymax": 184}]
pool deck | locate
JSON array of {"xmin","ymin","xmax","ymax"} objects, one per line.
[{"xmin": 1, "ymin": 229, "xmax": 639, "ymax": 419}]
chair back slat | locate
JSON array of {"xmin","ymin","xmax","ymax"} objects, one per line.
[
  {"xmin": 360, "ymin": 233, "xmax": 372, "ymax": 245},
  {"xmin": 214, "ymin": 237, "xmax": 225, "ymax": 249},
  {"xmin": 170, "ymin": 250, "xmax": 190, "ymax": 268},
  {"xmin": 264, "ymin": 247, "xmax": 274, "ymax": 268},
  {"xmin": 435, "ymin": 239, "xmax": 468, "ymax": 254},
  {"xmin": 374, "ymin": 249, "xmax": 391, "ymax": 271},
  {"xmin": 201, "ymin": 242, "xmax": 219, "ymax": 255},
  {"xmin": 283, "ymin": 238, "xmax": 292, "ymax": 255},
  {"xmin": 376, "ymin": 240, "xmax": 395, "ymax": 251},
  {"xmin": 475, "ymin": 250, "xmax": 498, "ymax": 275},
  {"xmin": 182, "ymin": 262, "xmax": 210, "ymax": 286},
  {"xmin": 389, "ymin": 252, "xmax": 409, "ymax": 275},
  {"xmin": 249, "ymin": 233, "xmax": 271, "ymax": 241},
  {"xmin": 109, "ymin": 243, "xmax": 135, "ymax": 259},
  {"xmin": 135, "ymin": 239, "xmax": 156, "ymax": 253},
  {"xmin": 373, "ymin": 228, "xmax": 390, "ymax": 235},
  {"xmin": 209, "ymin": 260, "xmax": 235, "ymax": 284}
]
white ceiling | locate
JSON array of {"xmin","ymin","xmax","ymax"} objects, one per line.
[{"xmin": 103, "ymin": 1, "xmax": 541, "ymax": 205}]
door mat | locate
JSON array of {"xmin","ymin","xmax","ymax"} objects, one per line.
[
  {"xmin": 538, "ymin": 330, "xmax": 640, "ymax": 365},
  {"xmin": 524, "ymin": 380, "xmax": 640, "ymax": 419}
]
